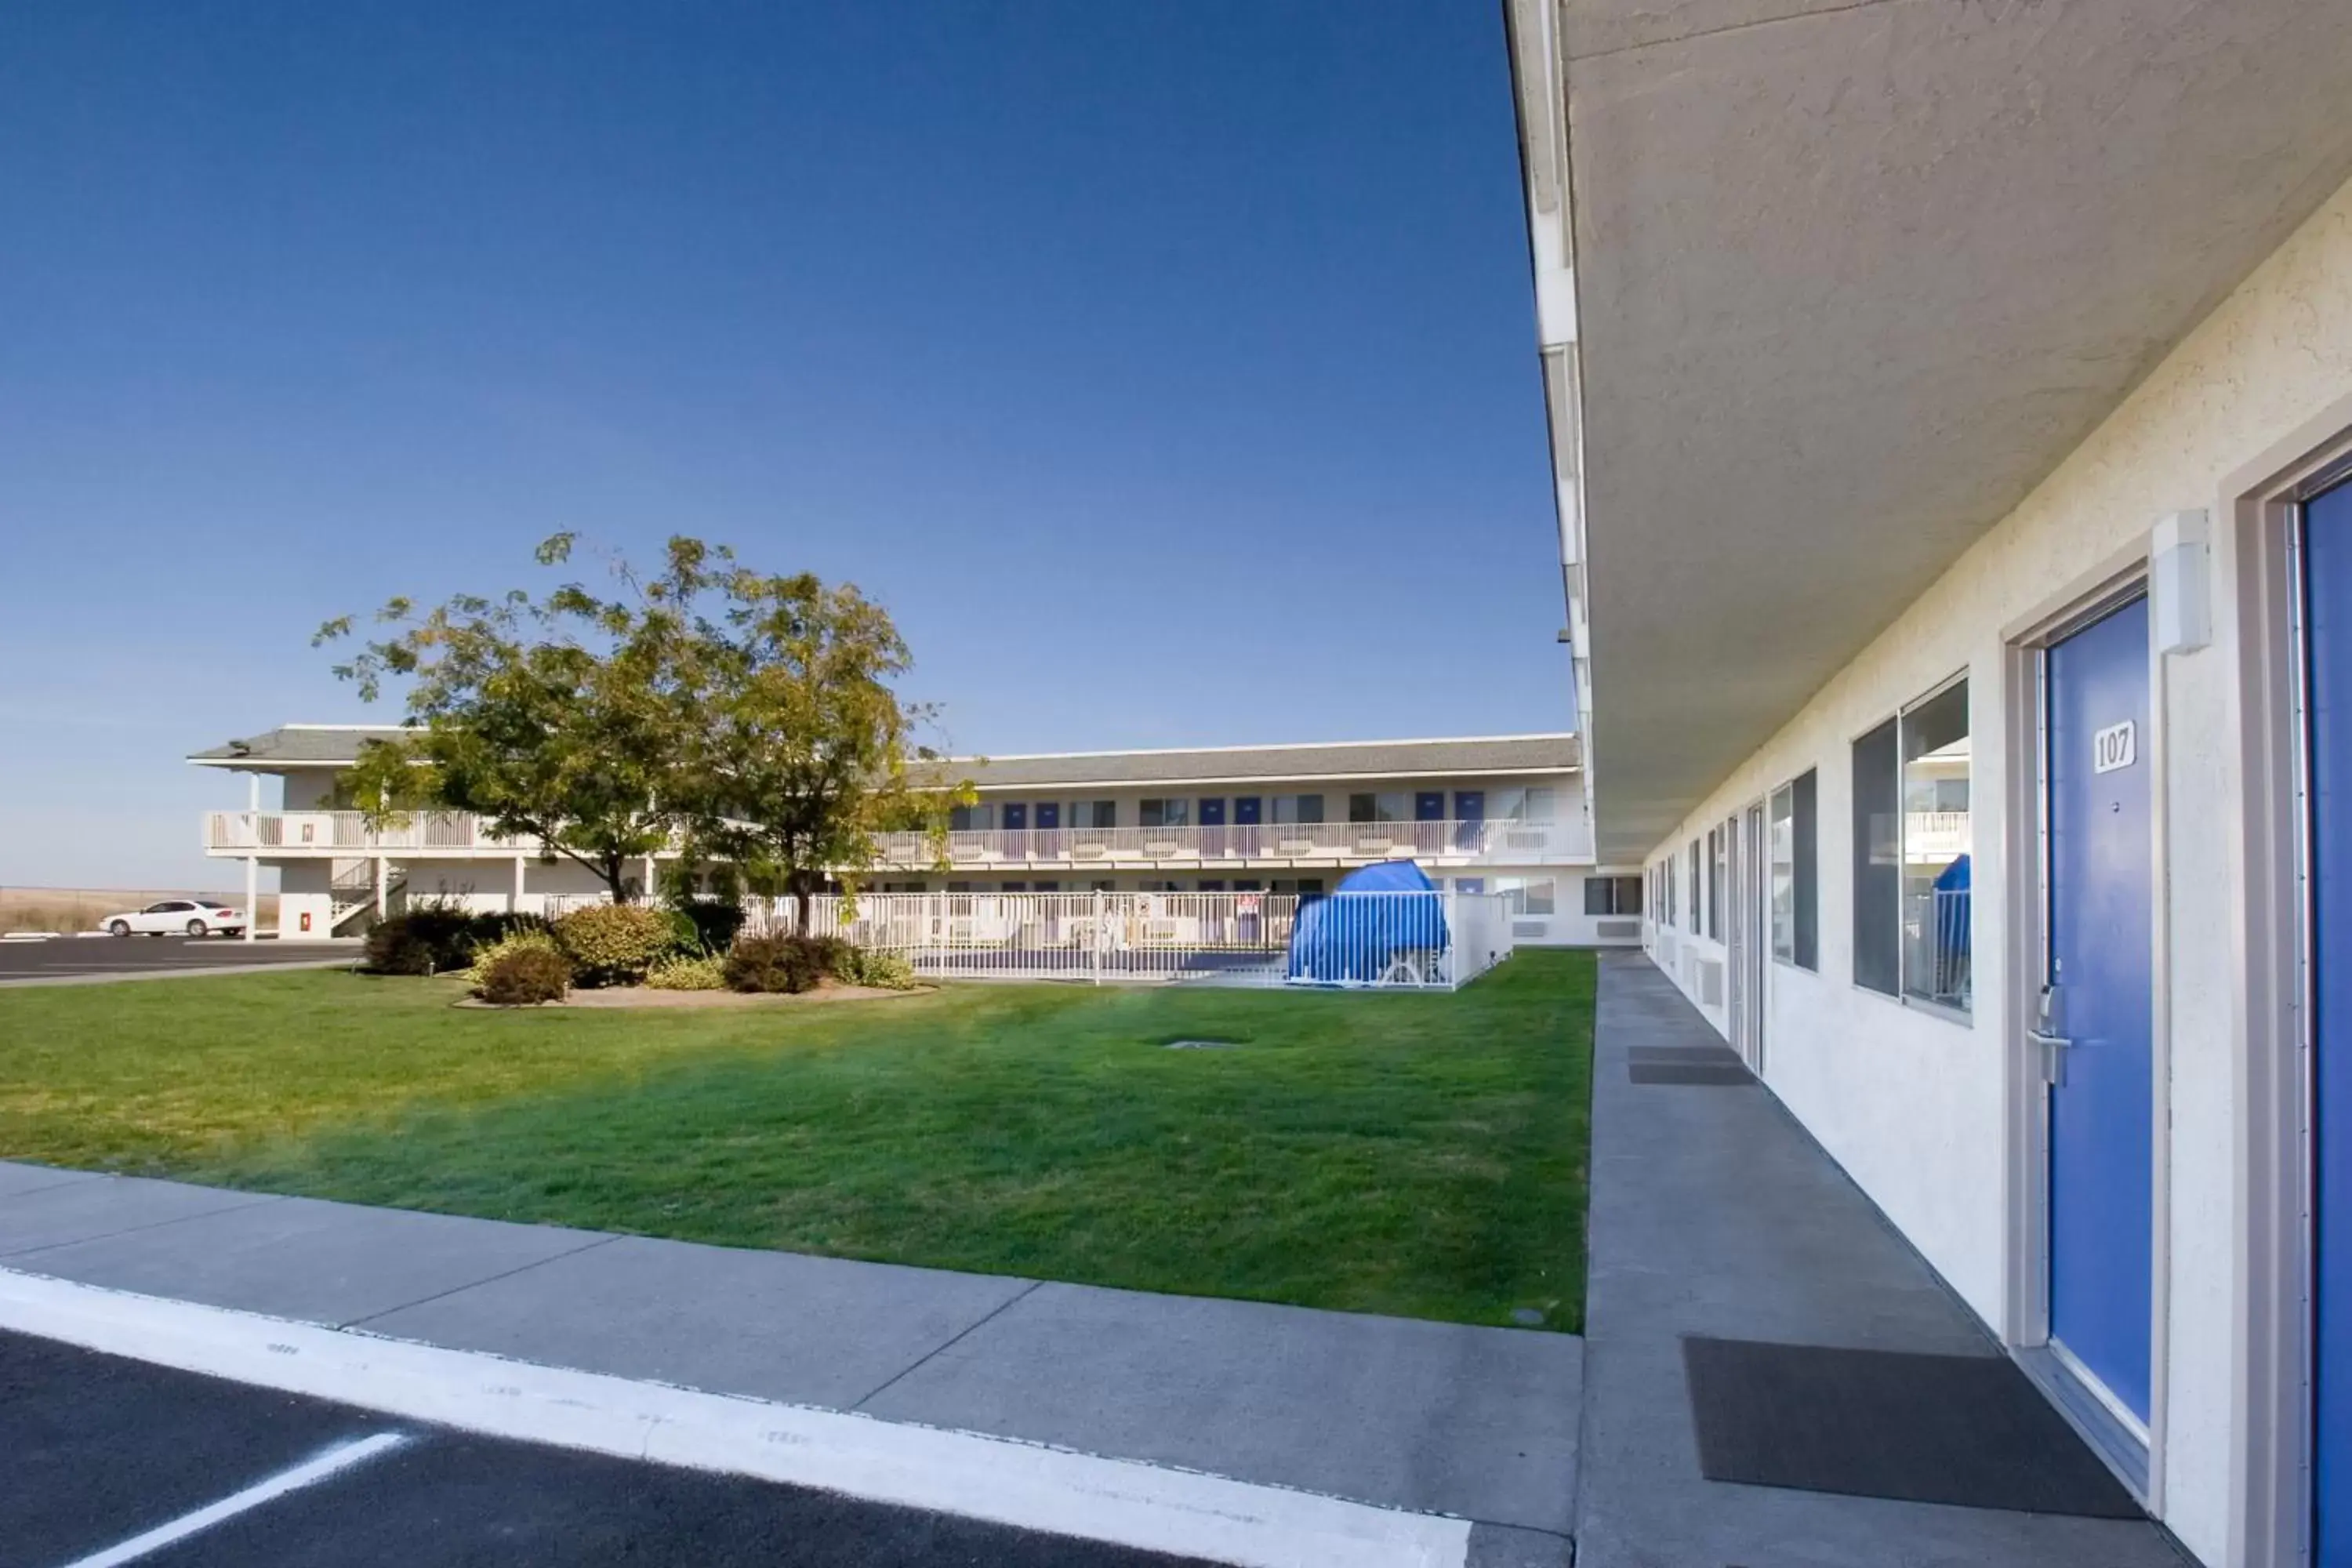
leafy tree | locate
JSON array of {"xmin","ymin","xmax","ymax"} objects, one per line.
[
  {"xmin": 317, "ymin": 535, "xmax": 708, "ymax": 904},
  {"xmin": 318, "ymin": 535, "xmax": 969, "ymax": 922},
  {"xmin": 679, "ymin": 566, "xmax": 971, "ymax": 933}
]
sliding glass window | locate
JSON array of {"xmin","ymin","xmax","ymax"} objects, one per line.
[
  {"xmin": 1708, "ymin": 825, "xmax": 1726, "ymax": 942},
  {"xmin": 1769, "ymin": 770, "xmax": 1818, "ymax": 970},
  {"xmin": 1687, "ymin": 840, "xmax": 1703, "ymax": 933},
  {"xmin": 1852, "ymin": 718, "xmax": 1903, "ymax": 995},
  {"xmin": 1850, "ymin": 679, "xmax": 1971, "ymax": 1012},
  {"xmin": 1899, "ymin": 680, "xmax": 1972, "ymax": 1011}
]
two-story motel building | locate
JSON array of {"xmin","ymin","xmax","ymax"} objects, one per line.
[
  {"xmin": 1504, "ymin": 1, "xmax": 2352, "ymax": 1561},
  {"xmin": 192, "ymin": 727, "xmax": 1635, "ymax": 948}
]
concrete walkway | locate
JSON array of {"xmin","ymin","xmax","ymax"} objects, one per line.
[
  {"xmin": 1575, "ymin": 953, "xmax": 2187, "ymax": 1567},
  {"xmin": 0, "ymin": 1160, "xmax": 1579, "ymax": 1565}
]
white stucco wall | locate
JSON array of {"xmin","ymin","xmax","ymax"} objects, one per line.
[
  {"xmin": 274, "ymin": 859, "xmax": 334, "ymax": 939},
  {"xmin": 1632, "ymin": 172, "xmax": 2352, "ymax": 1562}
]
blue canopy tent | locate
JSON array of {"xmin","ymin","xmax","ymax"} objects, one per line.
[
  {"xmin": 1929, "ymin": 852, "xmax": 1972, "ymax": 1003},
  {"xmin": 1284, "ymin": 860, "xmax": 1450, "ymax": 985}
]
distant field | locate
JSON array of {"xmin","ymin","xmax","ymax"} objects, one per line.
[{"xmin": 0, "ymin": 887, "xmax": 280, "ymax": 935}]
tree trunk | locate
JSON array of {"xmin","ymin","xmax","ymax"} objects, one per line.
[{"xmin": 791, "ymin": 872, "xmax": 815, "ymax": 936}]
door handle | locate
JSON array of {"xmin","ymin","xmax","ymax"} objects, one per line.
[
  {"xmin": 2028, "ymin": 1029, "xmax": 2072, "ymax": 1085},
  {"xmin": 2032, "ymin": 983, "xmax": 2070, "ymax": 1084}
]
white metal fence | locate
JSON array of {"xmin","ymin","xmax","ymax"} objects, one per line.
[
  {"xmin": 781, "ymin": 889, "xmax": 1514, "ymax": 990},
  {"xmin": 1903, "ymin": 884, "xmax": 1973, "ymax": 1008}
]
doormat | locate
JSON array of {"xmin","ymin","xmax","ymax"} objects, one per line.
[
  {"xmin": 1627, "ymin": 1046, "xmax": 1743, "ymax": 1065},
  {"xmin": 1681, "ymin": 1337, "xmax": 2142, "ymax": 1518},
  {"xmin": 1628, "ymin": 1061, "xmax": 1752, "ymax": 1086}
]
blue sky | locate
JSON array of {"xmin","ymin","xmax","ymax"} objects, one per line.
[{"xmin": 0, "ymin": 2, "xmax": 1562, "ymax": 891}]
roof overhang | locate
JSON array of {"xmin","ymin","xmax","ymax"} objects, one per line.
[{"xmin": 1507, "ymin": 0, "xmax": 2352, "ymax": 861}]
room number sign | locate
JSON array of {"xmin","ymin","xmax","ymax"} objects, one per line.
[{"xmin": 2093, "ymin": 720, "xmax": 2137, "ymax": 774}]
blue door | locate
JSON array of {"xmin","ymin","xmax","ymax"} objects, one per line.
[
  {"xmin": 2044, "ymin": 594, "xmax": 2154, "ymax": 1423},
  {"xmin": 1414, "ymin": 793, "xmax": 1446, "ymax": 854},
  {"xmin": 2307, "ymin": 479, "xmax": 2352, "ymax": 1559},
  {"xmin": 1034, "ymin": 803, "xmax": 1059, "ymax": 830},
  {"xmin": 1454, "ymin": 789, "xmax": 1485, "ymax": 851},
  {"xmin": 1198, "ymin": 797, "xmax": 1226, "ymax": 857},
  {"xmin": 1232, "ymin": 795, "xmax": 1261, "ymax": 855}
]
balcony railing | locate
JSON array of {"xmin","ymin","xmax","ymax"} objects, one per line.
[
  {"xmin": 205, "ymin": 811, "xmax": 1592, "ymax": 866},
  {"xmin": 206, "ymin": 810, "xmax": 534, "ymax": 853},
  {"xmin": 875, "ymin": 818, "xmax": 1588, "ymax": 866}
]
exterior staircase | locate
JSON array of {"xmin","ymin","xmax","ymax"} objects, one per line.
[{"xmin": 328, "ymin": 861, "xmax": 405, "ymax": 934}]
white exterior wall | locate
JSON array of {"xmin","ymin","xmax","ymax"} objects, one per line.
[
  {"xmin": 1628, "ymin": 173, "xmax": 2352, "ymax": 1561},
  {"xmin": 280, "ymin": 771, "xmax": 337, "ymax": 810},
  {"xmin": 275, "ymin": 860, "xmax": 334, "ymax": 940},
  {"xmin": 401, "ymin": 856, "xmax": 613, "ymax": 914}
]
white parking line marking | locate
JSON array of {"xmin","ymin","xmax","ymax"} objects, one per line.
[
  {"xmin": 0, "ymin": 1269, "xmax": 1469, "ymax": 1568},
  {"xmin": 57, "ymin": 1432, "xmax": 412, "ymax": 1568}
]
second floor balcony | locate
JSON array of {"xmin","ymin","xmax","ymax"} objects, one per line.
[{"xmin": 205, "ymin": 810, "xmax": 1593, "ymax": 868}]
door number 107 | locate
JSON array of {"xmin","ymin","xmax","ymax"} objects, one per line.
[{"xmin": 2093, "ymin": 720, "xmax": 2137, "ymax": 775}]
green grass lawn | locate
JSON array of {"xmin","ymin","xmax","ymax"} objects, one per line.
[{"xmin": 0, "ymin": 949, "xmax": 1596, "ymax": 1330}]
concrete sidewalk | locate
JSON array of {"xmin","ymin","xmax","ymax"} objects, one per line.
[
  {"xmin": 1573, "ymin": 953, "xmax": 2186, "ymax": 1567},
  {"xmin": 0, "ymin": 1160, "xmax": 1579, "ymax": 1563}
]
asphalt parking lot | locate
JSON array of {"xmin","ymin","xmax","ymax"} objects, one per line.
[
  {"xmin": 0, "ymin": 937, "xmax": 358, "ymax": 983},
  {"xmin": 0, "ymin": 1331, "xmax": 1207, "ymax": 1568}
]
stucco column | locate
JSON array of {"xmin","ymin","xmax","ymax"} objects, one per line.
[
  {"xmin": 374, "ymin": 856, "xmax": 387, "ymax": 921},
  {"xmin": 244, "ymin": 855, "xmax": 257, "ymax": 944},
  {"xmin": 513, "ymin": 854, "xmax": 526, "ymax": 914}
]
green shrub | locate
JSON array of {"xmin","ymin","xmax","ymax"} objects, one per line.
[
  {"xmin": 364, "ymin": 904, "xmax": 543, "ymax": 975},
  {"xmin": 724, "ymin": 931, "xmax": 848, "ymax": 994},
  {"xmin": 474, "ymin": 942, "xmax": 572, "ymax": 1005},
  {"xmin": 666, "ymin": 900, "xmax": 746, "ymax": 955},
  {"xmin": 468, "ymin": 927, "xmax": 563, "ymax": 977},
  {"xmin": 839, "ymin": 946, "xmax": 920, "ymax": 991},
  {"xmin": 362, "ymin": 921, "xmax": 437, "ymax": 975},
  {"xmin": 551, "ymin": 902, "xmax": 676, "ymax": 987},
  {"xmin": 644, "ymin": 952, "xmax": 728, "ymax": 991}
]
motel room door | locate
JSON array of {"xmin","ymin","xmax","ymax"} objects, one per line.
[
  {"xmin": 2038, "ymin": 591, "xmax": 2155, "ymax": 1433},
  {"xmin": 2306, "ymin": 477, "xmax": 2352, "ymax": 1561},
  {"xmin": 1741, "ymin": 800, "xmax": 1767, "ymax": 1073},
  {"xmin": 1725, "ymin": 815, "xmax": 1748, "ymax": 1062},
  {"xmin": 1454, "ymin": 789, "xmax": 1485, "ymax": 852}
]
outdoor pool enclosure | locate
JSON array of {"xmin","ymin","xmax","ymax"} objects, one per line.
[{"xmin": 797, "ymin": 873, "xmax": 1515, "ymax": 991}]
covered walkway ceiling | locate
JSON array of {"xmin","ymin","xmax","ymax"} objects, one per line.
[{"xmin": 1555, "ymin": 0, "xmax": 2352, "ymax": 861}]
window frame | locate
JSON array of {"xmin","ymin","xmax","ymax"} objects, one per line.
[
  {"xmin": 1707, "ymin": 825, "xmax": 1726, "ymax": 942},
  {"xmin": 1584, "ymin": 873, "xmax": 1643, "ymax": 917},
  {"xmin": 1769, "ymin": 768, "xmax": 1819, "ymax": 971},
  {"xmin": 1849, "ymin": 670, "xmax": 1973, "ymax": 1018}
]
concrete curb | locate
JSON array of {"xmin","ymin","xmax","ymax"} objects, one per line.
[
  {"xmin": 0, "ymin": 959, "xmax": 360, "ymax": 989},
  {"xmin": 0, "ymin": 1268, "xmax": 1475, "ymax": 1568}
]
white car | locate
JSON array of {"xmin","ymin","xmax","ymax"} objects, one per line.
[{"xmin": 101, "ymin": 899, "xmax": 246, "ymax": 938}]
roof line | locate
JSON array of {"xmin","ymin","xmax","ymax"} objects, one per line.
[
  {"xmin": 955, "ymin": 765, "xmax": 1579, "ymax": 791},
  {"xmin": 949, "ymin": 732, "xmax": 1577, "ymax": 763}
]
